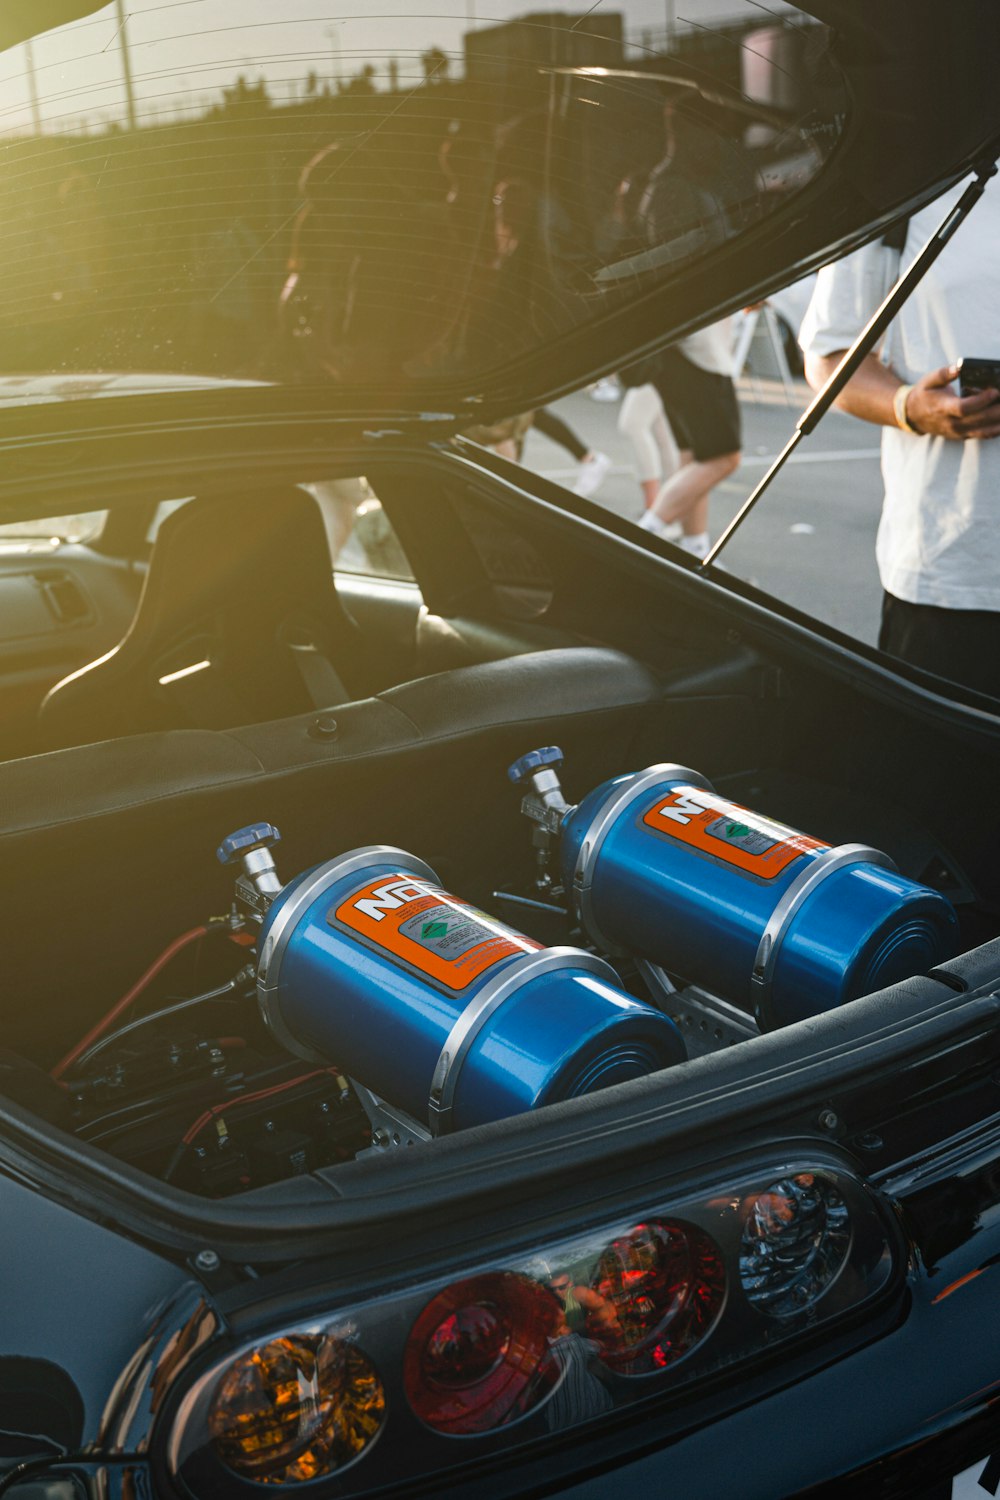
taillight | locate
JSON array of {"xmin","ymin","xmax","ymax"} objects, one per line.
[
  {"xmin": 404, "ymin": 1272, "xmax": 560, "ymax": 1434},
  {"xmin": 589, "ymin": 1219, "xmax": 724, "ymax": 1375},
  {"xmin": 206, "ymin": 1333, "xmax": 385, "ymax": 1484},
  {"xmin": 739, "ymin": 1172, "xmax": 851, "ymax": 1316},
  {"xmin": 167, "ymin": 1158, "xmax": 899, "ymax": 1496}
]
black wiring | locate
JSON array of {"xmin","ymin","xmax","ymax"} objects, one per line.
[
  {"xmin": 0, "ymin": 1430, "xmax": 63, "ymax": 1455},
  {"xmin": 77, "ymin": 1057, "xmax": 297, "ymax": 1144}
]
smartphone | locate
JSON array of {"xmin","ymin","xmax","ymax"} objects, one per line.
[{"xmin": 957, "ymin": 357, "xmax": 1000, "ymax": 397}]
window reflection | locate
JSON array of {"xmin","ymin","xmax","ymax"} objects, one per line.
[{"xmin": 0, "ymin": 2, "xmax": 847, "ymax": 392}]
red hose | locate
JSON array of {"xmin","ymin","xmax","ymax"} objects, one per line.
[
  {"xmin": 51, "ymin": 925, "xmax": 209, "ymax": 1081},
  {"xmin": 180, "ymin": 1068, "xmax": 338, "ymax": 1146}
]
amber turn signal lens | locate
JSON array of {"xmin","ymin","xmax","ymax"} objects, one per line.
[{"xmin": 208, "ymin": 1332, "xmax": 385, "ymax": 1484}]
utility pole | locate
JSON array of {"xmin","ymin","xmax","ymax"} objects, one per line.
[
  {"xmin": 665, "ymin": 0, "xmax": 675, "ymax": 47},
  {"xmin": 324, "ymin": 24, "xmax": 342, "ymax": 92},
  {"xmin": 115, "ymin": 0, "xmax": 138, "ymax": 130},
  {"xmin": 24, "ymin": 39, "xmax": 42, "ymax": 135}
]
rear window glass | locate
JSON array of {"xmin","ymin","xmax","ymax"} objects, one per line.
[
  {"xmin": 148, "ymin": 481, "xmax": 414, "ymax": 580},
  {"xmin": 462, "ymin": 507, "xmax": 553, "ymax": 620},
  {"xmin": 0, "ymin": 511, "xmax": 106, "ymax": 546},
  {"xmin": 0, "ymin": 1, "xmax": 848, "ymax": 400},
  {"xmin": 314, "ymin": 478, "xmax": 415, "ymax": 582}
]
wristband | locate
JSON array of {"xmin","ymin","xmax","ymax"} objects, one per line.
[{"xmin": 893, "ymin": 383, "xmax": 919, "ymax": 434}]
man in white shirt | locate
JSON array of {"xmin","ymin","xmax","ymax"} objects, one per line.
[{"xmin": 800, "ymin": 176, "xmax": 1000, "ymax": 699}]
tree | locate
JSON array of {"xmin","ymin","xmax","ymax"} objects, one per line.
[
  {"xmin": 342, "ymin": 64, "xmax": 377, "ymax": 96},
  {"xmin": 221, "ymin": 74, "xmax": 271, "ymax": 113}
]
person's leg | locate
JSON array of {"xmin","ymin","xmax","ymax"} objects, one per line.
[
  {"xmin": 618, "ymin": 385, "xmax": 676, "ymax": 510},
  {"xmin": 650, "ymin": 404, "xmax": 682, "ymax": 502},
  {"xmin": 533, "ymin": 406, "xmax": 589, "ymax": 460},
  {"xmin": 485, "ymin": 409, "xmax": 535, "ymax": 462},
  {"xmin": 640, "ymin": 454, "xmax": 737, "ymax": 559},
  {"xmin": 533, "ymin": 406, "xmax": 612, "ymax": 498},
  {"xmin": 652, "ymin": 449, "xmax": 740, "ymax": 528},
  {"xmin": 644, "ymin": 361, "xmax": 741, "ymax": 556},
  {"xmin": 680, "ymin": 485, "xmax": 707, "ymax": 539}
]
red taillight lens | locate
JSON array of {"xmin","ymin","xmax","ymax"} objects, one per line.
[
  {"xmin": 404, "ymin": 1272, "xmax": 560, "ymax": 1435},
  {"xmin": 423, "ymin": 1302, "xmax": 509, "ymax": 1387},
  {"xmin": 588, "ymin": 1220, "xmax": 725, "ymax": 1375}
]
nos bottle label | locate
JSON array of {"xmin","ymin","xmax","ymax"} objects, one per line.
[
  {"xmin": 642, "ymin": 787, "xmax": 826, "ymax": 880},
  {"xmin": 332, "ymin": 874, "xmax": 540, "ymax": 990}
]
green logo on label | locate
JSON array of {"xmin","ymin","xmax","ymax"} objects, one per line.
[
  {"xmin": 422, "ymin": 920, "xmax": 449, "ymax": 940},
  {"xmin": 726, "ymin": 822, "xmax": 750, "ymax": 839}
]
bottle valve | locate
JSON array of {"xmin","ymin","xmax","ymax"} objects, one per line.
[
  {"xmin": 217, "ymin": 823, "xmax": 283, "ymax": 912},
  {"xmin": 508, "ymin": 746, "xmax": 570, "ymax": 822},
  {"xmin": 507, "ymin": 748, "xmax": 573, "ymax": 893}
]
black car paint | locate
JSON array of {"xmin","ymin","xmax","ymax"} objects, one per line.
[
  {"xmin": 0, "ymin": 1171, "xmax": 213, "ymax": 1468},
  {"xmin": 3, "ymin": 4, "xmax": 1000, "ymax": 1497}
]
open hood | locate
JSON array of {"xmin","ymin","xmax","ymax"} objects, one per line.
[{"xmin": 0, "ymin": 0, "xmax": 998, "ymax": 433}]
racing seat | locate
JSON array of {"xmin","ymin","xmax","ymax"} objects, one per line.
[{"xmin": 39, "ymin": 486, "xmax": 374, "ymax": 750}]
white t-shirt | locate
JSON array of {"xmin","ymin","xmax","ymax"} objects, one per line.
[
  {"xmin": 800, "ymin": 176, "xmax": 1000, "ymax": 610},
  {"xmin": 680, "ymin": 318, "xmax": 735, "ymax": 378}
]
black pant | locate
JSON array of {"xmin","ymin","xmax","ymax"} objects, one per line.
[
  {"xmin": 532, "ymin": 408, "xmax": 588, "ymax": 462},
  {"xmin": 652, "ymin": 348, "xmax": 741, "ymax": 461},
  {"xmin": 879, "ymin": 592, "xmax": 1000, "ymax": 702}
]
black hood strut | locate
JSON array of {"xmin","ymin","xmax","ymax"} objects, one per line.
[{"xmin": 702, "ymin": 154, "xmax": 1000, "ymax": 571}]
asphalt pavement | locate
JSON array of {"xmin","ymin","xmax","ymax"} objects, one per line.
[{"xmin": 520, "ymin": 375, "xmax": 885, "ymax": 646}]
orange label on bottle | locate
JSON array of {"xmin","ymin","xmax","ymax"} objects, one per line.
[
  {"xmin": 332, "ymin": 874, "xmax": 541, "ymax": 991},
  {"xmin": 642, "ymin": 786, "xmax": 826, "ymax": 881}
]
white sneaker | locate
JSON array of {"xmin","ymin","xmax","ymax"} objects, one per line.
[
  {"xmin": 680, "ymin": 531, "xmax": 711, "ymax": 560},
  {"xmin": 638, "ymin": 511, "xmax": 683, "ymax": 542},
  {"xmin": 573, "ymin": 450, "xmax": 612, "ymax": 497},
  {"xmin": 589, "ymin": 377, "xmax": 621, "ymax": 403}
]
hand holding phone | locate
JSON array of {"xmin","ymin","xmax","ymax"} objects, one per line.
[
  {"xmin": 957, "ymin": 357, "xmax": 1000, "ymax": 398},
  {"xmin": 897, "ymin": 361, "xmax": 1000, "ymax": 441}
]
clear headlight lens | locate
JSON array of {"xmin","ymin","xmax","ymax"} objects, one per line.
[{"xmin": 739, "ymin": 1172, "xmax": 851, "ymax": 1317}]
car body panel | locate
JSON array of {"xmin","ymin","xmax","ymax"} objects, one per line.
[
  {"xmin": 0, "ymin": 5, "xmax": 999, "ymax": 1498},
  {"xmin": 0, "ymin": 1171, "xmax": 214, "ymax": 1455}
]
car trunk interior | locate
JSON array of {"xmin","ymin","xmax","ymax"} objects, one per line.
[{"xmin": 1, "ymin": 452, "xmax": 999, "ymax": 1219}]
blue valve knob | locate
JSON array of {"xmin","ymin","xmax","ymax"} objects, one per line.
[
  {"xmin": 216, "ymin": 822, "xmax": 281, "ymax": 866},
  {"xmin": 507, "ymin": 746, "xmax": 564, "ymax": 785}
]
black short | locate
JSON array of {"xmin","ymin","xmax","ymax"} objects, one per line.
[
  {"xmin": 879, "ymin": 592, "xmax": 1000, "ymax": 702},
  {"xmin": 652, "ymin": 347, "xmax": 741, "ymax": 461}
]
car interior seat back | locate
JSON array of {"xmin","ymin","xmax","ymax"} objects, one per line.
[{"xmin": 38, "ymin": 486, "xmax": 373, "ymax": 750}]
